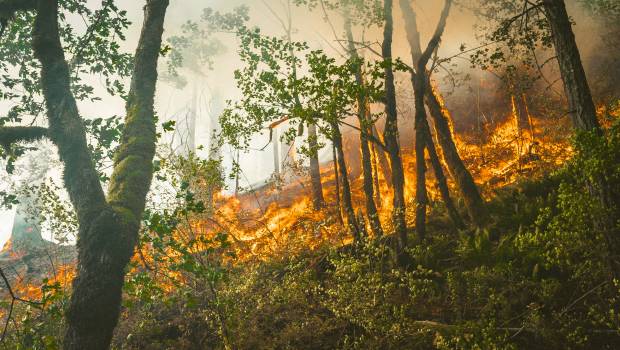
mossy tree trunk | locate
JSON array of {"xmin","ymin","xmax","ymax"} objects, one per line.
[{"xmin": 30, "ymin": 0, "xmax": 169, "ymax": 348}]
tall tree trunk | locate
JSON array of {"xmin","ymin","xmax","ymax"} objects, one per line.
[
  {"xmin": 32, "ymin": 1, "xmax": 169, "ymax": 348},
  {"xmin": 543, "ymin": 0, "xmax": 619, "ymax": 277},
  {"xmin": 332, "ymin": 142, "xmax": 344, "ymax": 225},
  {"xmin": 345, "ymin": 15, "xmax": 383, "ymax": 237},
  {"xmin": 411, "ymin": 0, "xmax": 453, "ymax": 241},
  {"xmin": 399, "ymin": 0, "xmax": 488, "ymax": 227},
  {"xmin": 414, "ymin": 91, "xmax": 428, "ymax": 241},
  {"xmin": 371, "ymin": 140, "xmax": 382, "ymax": 208},
  {"xmin": 332, "ymin": 122, "xmax": 361, "ymax": 241},
  {"xmin": 382, "ymin": 0, "xmax": 408, "ymax": 265},
  {"xmin": 542, "ymin": 0, "xmax": 600, "ymax": 132},
  {"xmin": 308, "ymin": 123, "xmax": 326, "ymax": 210}
]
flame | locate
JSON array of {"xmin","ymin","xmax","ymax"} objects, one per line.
[{"xmin": 9, "ymin": 101, "xmax": 618, "ymax": 299}]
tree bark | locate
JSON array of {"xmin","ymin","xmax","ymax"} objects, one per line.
[
  {"xmin": 382, "ymin": 0, "xmax": 408, "ymax": 265},
  {"xmin": 372, "ymin": 124, "xmax": 392, "ymax": 189},
  {"xmin": 345, "ymin": 15, "xmax": 383, "ymax": 237},
  {"xmin": 542, "ymin": 0, "xmax": 600, "ymax": 132},
  {"xmin": 308, "ymin": 123, "xmax": 325, "ymax": 210},
  {"xmin": 32, "ymin": 0, "xmax": 169, "ymax": 348},
  {"xmin": 400, "ymin": 0, "xmax": 487, "ymax": 227},
  {"xmin": 332, "ymin": 122, "xmax": 360, "ymax": 241},
  {"xmin": 332, "ymin": 142, "xmax": 344, "ymax": 225}
]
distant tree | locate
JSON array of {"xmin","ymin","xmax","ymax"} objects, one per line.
[{"xmin": 0, "ymin": 0, "xmax": 170, "ymax": 348}]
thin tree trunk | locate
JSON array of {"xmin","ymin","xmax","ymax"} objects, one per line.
[
  {"xmin": 32, "ymin": 1, "xmax": 169, "ymax": 348},
  {"xmin": 345, "ymin": 15, "xmax": 383, "ymax": 237},
  {"xmin": 399, "ymin": 0, "xmax": 488, "ymax": 227},
  {"xmin": 308, "ymin": 123, "xmax": 325, "ymax": 210},
  {"xmin": 411, "ymin": 0, "xmax": 453, "ymax": 241},
  {"xmin": 371, "ymin": 140, "xmax": 382, "ymax": 208},
  {"xmin": 414, "ymin": 96, "xmax": 428, "ymax": 241},
  {"xmin": 372, "ymin": 124, "xmax": 392, "ymax": 188},
  {"xmin": 425, "ymin": 126, "xmax": 465, "ymax": 229},
  {"xmin": 332, "ymin": 122, "xmax": 360, "ymax": 240},
  {"xmin": 382, "ymin": 0, "xmax": 409, "ymax": 265},
  {"xmin": 332, "ymin": 142, "xmax": 344, "ymax": 225}
]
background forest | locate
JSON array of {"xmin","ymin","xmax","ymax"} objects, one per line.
[{"xmin": 0, "ymin": 0, "xmax": 619, "ymax": 349}]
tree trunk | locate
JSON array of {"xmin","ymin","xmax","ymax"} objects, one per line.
[
  {"xmin": 382, "ymin": 0, "xmax": 408, "ymax": 265},
  {"xmin": 409, "ymin": 0, "xmax": 453, "ymax": 241},
  {"xmin": 32, "ymin": 1, "xmax": 169, "ymax": 348},
  {"xmin": 332, "ymin": 142, "xmax": 344, "ymax": 225},
  {"xmin": 308, "ymin": 123, "xmax": 325, "ymax": 210},
  {"xmin": 332, "ymin": 122, "xmax": 360, "ymax": 240},
  {"xmin": 372, "ymin": 124, "xmax": 392, "ymax": 189},
  {"xmin": 414, "ymin": 89, "xmax": 428, "ymax": 241},
  {"xmin": 345, "ymin": 15, "xmax": 383, "ymax": 237},
  {"xmin": 399, "ymin": 0, "xmax": 487, "ymax": 227},
  {"xmin": 425, "ymin": 125, "xmax": 465, "ymax": 229},
  {"xmin": 371, "ymin": 140, "xmax": 382, "ymax": 208},
  {"xmin": 542, "ymin": 0, "xmax": 600, "ymax": 132}
]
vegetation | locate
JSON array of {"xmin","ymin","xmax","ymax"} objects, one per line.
[{"xmin": 0, "ymin": 0, "xmax": 618, "ymax": 349}]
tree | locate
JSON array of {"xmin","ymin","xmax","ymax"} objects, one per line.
[
  {"xmin": 221, "ymin": 27, "xmax": 365, "ymax": 237},
  {"xmin": 541, "ymin": 0, "xmax": 619, "ymax": 277},
  {"xmin": 344, "ymin": 11, "xmax": 383, "ymax": 237},
  {"xmin": 400, "ymin": 0, "xmax": 486, "ymax": 228},
  {"xmin": 382, "ymin": 0, "xmax": 409, "ymax": 265},
  {"xmin": 0, "ymin": 0, "xmax": 170, "ymax": 348},
  {"xmin": 405, "ymin": 0, "xmax": 453, "ymax": 240}
]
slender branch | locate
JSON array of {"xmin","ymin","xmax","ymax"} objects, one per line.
[{"xmin": 0, "ymin": 267, "xmax": 42, "ymax": 343}]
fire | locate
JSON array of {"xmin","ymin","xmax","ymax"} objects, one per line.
[{"xmin": 8, "ymin": 101, "xmax": 618, "ymax": 300}]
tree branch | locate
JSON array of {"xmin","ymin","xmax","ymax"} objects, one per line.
[
  {"xmin": 107, "ymin": 0, "xmax": 169, "ymax": 219},
  {"xmin": 32, "ymin": 0, "xmax": 108, "ymax": 223},
  {"xmin": 0, "ymin": 126, "xmax": 48, "ymax": 148},
  {"xmin": 418, "ymin": 0, "xmax": 453, "ymax": 70}
]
